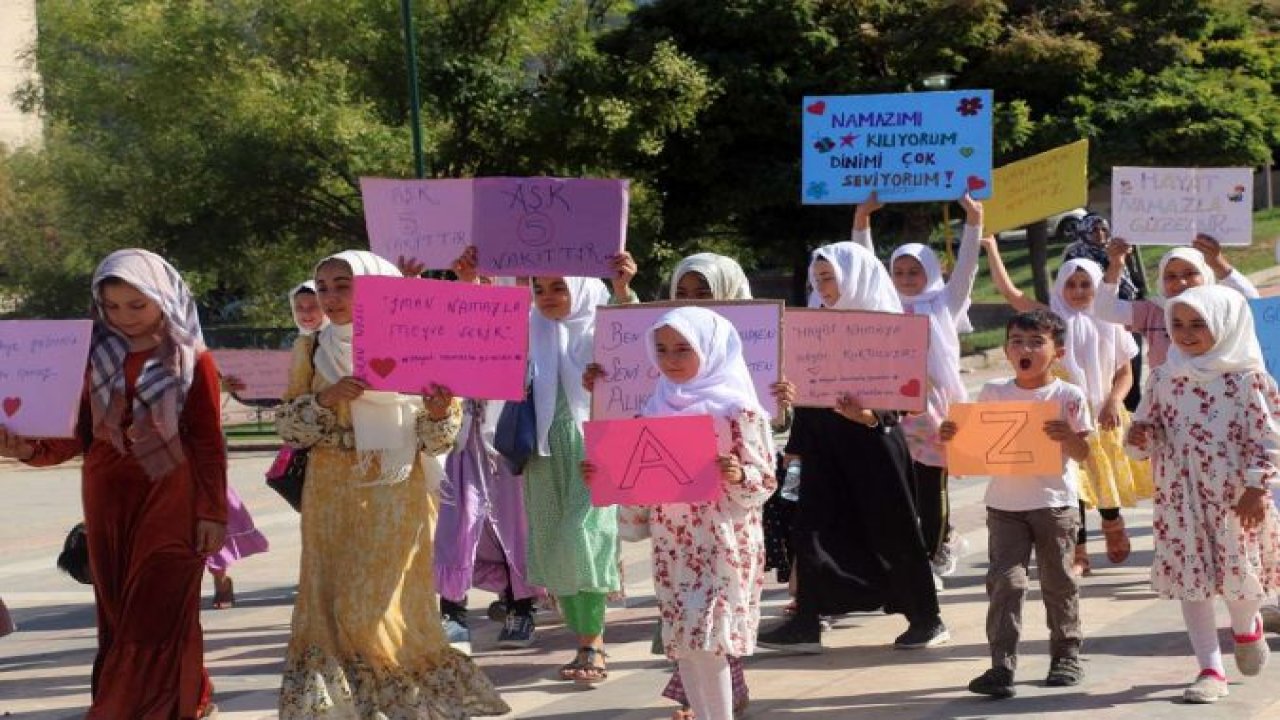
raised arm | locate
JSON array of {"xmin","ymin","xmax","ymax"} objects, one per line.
[
  {"xmin": 980, "ymin": 234, "xmax": 1042, "ymax": 313},
  {"xmin": 850, "ymin": 191, "xmax": 882, "ymax": 251},
  {"xmin": 1094, "ymin": 239, "xmax": 1138, "ymax": 326},
  {"xmin": 944, "ymin": 194, "xmax": 984, "ymax": 315}
]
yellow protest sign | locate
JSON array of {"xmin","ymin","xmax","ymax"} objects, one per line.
[
  {"xmin": 946, "ymin": 401, "xmax": 1064, "ymax": 477},
  {"xmin": 985, "ymin": 140, "xmax": 1089, "ymax": 234}
]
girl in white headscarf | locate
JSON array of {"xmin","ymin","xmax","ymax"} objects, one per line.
[
  {"xmin": 758, "ymin": 239, "xmax": 948, "ymax": 654},
  {"xmin": 660, "ymin": 253, "xmax": 794, "ymax": 719},
  {"xmin": 985, "ymin": 242, "xmax": 1153, "ymax": 574},
  {"xmin": 1094, "ymin": 237, "xmax": 1259, "ymax": 368},
  {"xmin": 598, "ymin": 307, "xmax": 775, "ymax": 720},
  {"xmin": 273, "ymin": 249, "xmax": 508, "ymax": 718},
  {"xmin": 851, "ymin": 192, "xmax": 982, "ymax": 579},
  {"xmin": 288, "ymin": 280, "xmax": 328, "ymax": 335},
  {"xmin": 1125, "ymin": 285, "xmax": 1280, "ymax": 704},
  {"xmin": 524, "ymin": 270, "xmax": 635, "ymax": 685},
  {"xmin": 2, "ymin": 248, "xmax": 228, "ymax": 718}
]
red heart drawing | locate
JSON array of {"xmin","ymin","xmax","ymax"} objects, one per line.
[
  {"xmin": 966, "ymin": 175, "xmax": 987, "ymax": 191},
  {"xmin": 2, "ymin": 396, "xmax": 20, "ymax": 417},
  {"xmin": 369, "ymin": 358, "xmax": 397, "ymax": 378},
  {"xmin": 898, "ymin": 379, "xmax": 921, "ymax": 398},
  {"xmin": 805, "ymin": 100, "xmax": 827, "ymax": 116}
]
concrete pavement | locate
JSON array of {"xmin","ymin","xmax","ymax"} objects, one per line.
[{"xmin": 4, "ymin": 361, "xmax": 1280, "ymax": 718}]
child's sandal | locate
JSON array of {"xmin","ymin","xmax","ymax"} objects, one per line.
[
  {"xmin": 1100, "ymin": 516, "xmax": 1130, "ymax": 563},
  {"xmin": 574, "ymin": 646, "xmax": 609, "ymax": 685},
  {"xmin": 672, "ymin": 707, "xmax": 695, "ymax": 720},
  {"xmin": 557, "ymin": 648, "xmax": 588, "ymax": 681},
  {"xmin": 212, "ymin": 576, "xmax": 235, "ymax": 610}
]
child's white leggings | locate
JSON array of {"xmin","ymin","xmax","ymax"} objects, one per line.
[
  {"xmin": 677, "ymin": 650, "xmax": 732, "ymax": 720},
  {"xmin": 1180, "ymin": 597, "xmax": 1263, "ymax": 675}
]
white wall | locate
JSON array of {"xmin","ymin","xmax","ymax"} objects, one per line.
[{"xmin": 0, "ymin": 0, "xmax": 41, "ymax": 149}]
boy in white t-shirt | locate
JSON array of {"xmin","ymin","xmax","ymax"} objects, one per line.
[{"xmin": 941, "ymin": 309, "xmax": 1094, "ymax": 699}]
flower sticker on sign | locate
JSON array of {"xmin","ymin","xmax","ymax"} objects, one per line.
[
  {"xmin": 801, "ymin": 89, "xmax": 994, "ymax": 204},
  {"xmin": 0, "ymin": 320, "xmax": 93, "ymax": 437},
  {"xmin": 352, "ymin": 276, "xmax": 531, "ymax": 401}
]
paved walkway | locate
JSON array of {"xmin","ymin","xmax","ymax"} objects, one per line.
[{"xmin": 5, "ymin": 362, "xmax": 1280, "ymax": 718}]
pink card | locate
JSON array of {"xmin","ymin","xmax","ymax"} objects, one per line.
[
  {"xmin": 784, "ymin": 308, "xmax": 930, "ymax": 412},
  {"xmin": 0, "ymin": 319, "xmax": 93, "ymax": 438},
  {"xmin": 352, "ymin": 276, "xmax": 531, "ymax": 400},
  {"xmin": 584, "ymin": 414, "xmax": 722, "ymax": 507},
  {"xmin": 473, "ymin": 177, "xmax": 628, "ymax": 277},
  {"xmin": 360, "ymin": 177, "xmax": 474, "ymax": 270},
  {"xmin": 211, "ymin": 350, "xmax": 294, "ymax": 400}
]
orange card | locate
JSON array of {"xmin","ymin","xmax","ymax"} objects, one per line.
[{"xmin": 947, "ymin": 401, "xmax": 1063, "ymax": 477}]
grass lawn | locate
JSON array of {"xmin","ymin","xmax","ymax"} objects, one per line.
[{"xmin": 960, "ymin": 208, "xmax": 1280, "ymax": 354}]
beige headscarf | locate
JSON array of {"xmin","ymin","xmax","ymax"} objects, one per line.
[{"xmin": 669, "ymin": 253, "xmax": 753, "ymax": 300}]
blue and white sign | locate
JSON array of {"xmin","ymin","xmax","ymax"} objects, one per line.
[{"xmin": 800, "ymin": 90, "xmax": 994, "ymax": 205}]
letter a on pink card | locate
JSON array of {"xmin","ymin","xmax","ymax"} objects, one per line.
[{"xmin": 584, "ymin": 415, "xmax": 722, "ymax": 507}]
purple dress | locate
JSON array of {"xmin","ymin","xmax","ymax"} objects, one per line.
[
  {"xmin": 206, "ymin": 483, "xmax": 269, "ymax": 573},
  {"xmin": 434, "ymin": 399, "xmax": 539, "ymax": 602}
]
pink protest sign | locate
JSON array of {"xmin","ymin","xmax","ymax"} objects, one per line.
[
  {"xmin": 584, "ymin": 414, "xmax": 722, "ymax": 507},
  {"xmin": 352, "ymin": 276, "xmax": 531, "ymax": 400},
  {"xmin": 783, "ymin": 308, "xmax": 929, "ymax": 412},
  {"xmin": 591, "ymin": 301, "xmax": 783, "ymax": 420},
  {"xmin": 360, "ymin": 177, "xmax": 474, "ymax": 270},
  {"xmin": 0, "ymin": 320, "xmax": 92, "ymax": 438},
  {"xmin": 211, "ymin": 350, "xmax": 294, "ymax": 401},
  {"xmin": 473, "ymin": 177, "xmax": 629, "ymax": 277}
]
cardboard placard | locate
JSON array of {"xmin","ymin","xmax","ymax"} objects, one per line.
[
  {"xmin": 783, "ymin": 308, "xmax": 929, "ymax": 412},
  {"xmin": 352, "ymin": 276, "xmax": 530, "ymax": 401},
  {"xmin": 585, "ymin": 414, "xmax": 722, "ymax": 507},
  {"xmin": 591, "ymin": 301, "xmax": 783, "ymax": 419},
  {"xmin": 801, "ymin": 89, "xmax": 994, "ymax": 204},
  {"xmin": 985, "ymin": 140, "xmax": 1089, "ymax": 234},
  {"xmin": 360, "ymin": 176, "xmax": 629, "ymax": 276},
  {"xmin": 0, "ymin": 320, "xmax": 93, "ymax": 437},
  {"xmin": 946, "ymin": 401, "xmax": 1063, "ymax": 477},
  {"xmin": 1111, "ymin": 167, "xmax": 1253, "ymax": 246},
  {"xmin": 211, "ymin": 350, "xmax": 294, "ymax": 401}
]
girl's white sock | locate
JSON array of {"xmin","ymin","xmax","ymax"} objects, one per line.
[
  {"xmin": 677, "ymin": 650, "xmax": 733, "ymax": 720},
  {"xmin": 1225, "ymin": 596, "xmax": 1263, "ymax": 637},
  {"xmin": 1181, "ymin": 599, "xmax": 1226, "ymax": 675}
]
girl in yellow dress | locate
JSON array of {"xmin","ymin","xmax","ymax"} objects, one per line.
[
  {"xmin": 274, "ymin": 250, "xmax": 508, "ymax": 718},
  {"xmin": 985, "ymin": 241, "xmax": 1153, "ymax": 575}
]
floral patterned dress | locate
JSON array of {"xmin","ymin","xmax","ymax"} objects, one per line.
[
  {"xmin": 1129, "ymin": 368, "xmax": 1280, "ymax": 601},
  {"xmin": 625, "ymin": 409, "xmax": 776, "ymax": 660},
  {"xmin": 274, "ymin": 335, "xmax": 508, "ymax": 718}
]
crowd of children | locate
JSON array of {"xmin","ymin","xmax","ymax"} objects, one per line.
[{"xmin": 4, "ymin": 193, "xmax": 1280, "ymax": 718}]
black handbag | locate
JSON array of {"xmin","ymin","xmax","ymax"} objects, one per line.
[
  {"xmin": 265, "ymin": 445, "xmax": 308, "ymax": 511},
  {"xmin": 56, "ymin": 522, "xmax": 93, "ymax": 585},
  {"xmin": 494, "ymin": 383, "xmax": 536, "ymax": 475}
]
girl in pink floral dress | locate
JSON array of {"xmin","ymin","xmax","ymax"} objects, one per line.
[
  {"xmin": 1125, "ymin": 285, "xmax": 1280, "ymax": 704},
  {"xmin": 586, "ymin": 306, "xmax": 776, "ymax": 720}
]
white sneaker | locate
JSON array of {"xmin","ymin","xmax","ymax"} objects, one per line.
[
  {"xmin": 1182, "ymin": 671, "xmax": 1229, "ymax": 704},
  {"xmin": 933, "ymin": 572, "xmax": 944, "ymax": 592}
]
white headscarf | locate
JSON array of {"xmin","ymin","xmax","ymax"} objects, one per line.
[
  {"xmin": 89, "ymin": 249, "xmax": 204, "ymax": 480},
  {"xmin": 890, "ymin": 244, "xmax": 968, "ymax": 407},
  {"xmin": 288, "ymin": 281, "xmax": 328, "ymax": 336},
  {"xmin": 530, "ymin": 277, "xmax": 611, "ymax": 455},
  {"xmin": 669, "ymin": 253, "xmax": 753, "ymax": 300},
  {"xmin": 1163, "ymin": 285, "xmax": 1265, "ymax": 381},
  {"xmin": 1051, "ymin": 258, "xmax": 1138, "ymax": 412},
  {"xmin": 1153, "ymin": 247, "xmax": 1216, "ymax": 308},
  {"xmin": 808, "ymin": 241, "xmax": 902, "ymax": 312},
  {"xmin": 313, "ymin": 250, "xmax": 424, "ymax": 486},
  {"xmin": 643, "ymin": 307, "xmax": 768, "ymax": 420}
]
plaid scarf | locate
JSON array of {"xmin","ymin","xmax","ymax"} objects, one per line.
[{"xmin": 89, "ymin": 249, "xmax": 205, "ymax": 480}]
